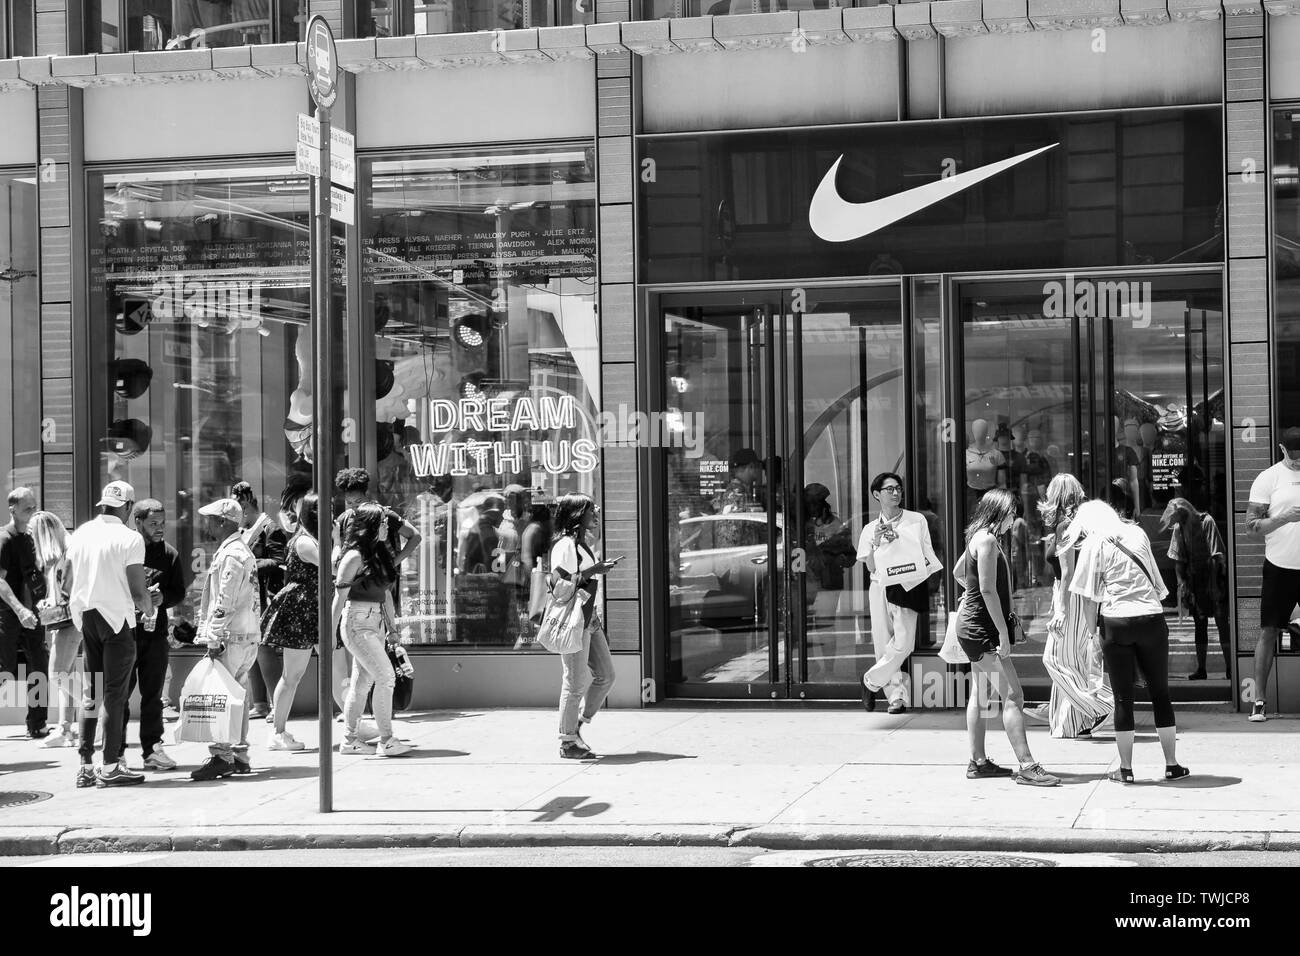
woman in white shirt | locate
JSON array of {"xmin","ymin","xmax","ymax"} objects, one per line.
[
  {"xmin": 550, "ymin": 493, "xmax": 622, "ymax": 759},
  {"xmin": 1065, "ymin": 500, "xmax": 1188, "ymax": 783}
]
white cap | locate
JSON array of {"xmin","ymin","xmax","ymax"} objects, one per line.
[
  {"xmin": 96, "ymin": 481, "xmax": 136, "ymax": 509},
  {"xmin": 198, "ymin": 498, "xmax": 242, "ymax": 523}
]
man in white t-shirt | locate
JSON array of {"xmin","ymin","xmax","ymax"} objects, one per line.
[
  {"xmin": 856, "ymin": 473, "xmax": 941, "ymax": 715},
  {"xmin": 66, "ymin": 481, "xmax": 154, "ymax": 788},
  {"xmin": 1244, "ymin": 427, "xmax": 1300, "ymax": 722}
]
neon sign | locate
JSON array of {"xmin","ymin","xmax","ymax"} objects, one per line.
[{"xmin": 407, "ymin": 395, "xmax": 599, "ymax": 477}]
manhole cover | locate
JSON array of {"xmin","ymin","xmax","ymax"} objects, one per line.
[
  {"xmin": 0, "ymin": 791, "xmax": 53, "ymax": 810},
  {"xmin": 805, "ymin": 852, "xmax": 1055, "ymax": 868}
]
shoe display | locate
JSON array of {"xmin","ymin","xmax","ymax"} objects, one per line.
[
  {"xmin": 1249, "ymin": 701, "xmax": 1267, "ymax": 723},
  {"xmin": 190, "ymin": 755, "xmax": 237, "ymax": 781},
  {"xmin": 96, "ymin": 763, "xmax": 145, "ymax": 787},
  {"xmin": 1012, "ymin": 762, "xmax": 1060, "ymax": 787},
  {"xmin": 339, "ymin": 740, "xmax": 376, "ymax": 755},
  {"xmin": 966, "ymin": 758, "xmax": 1014, "ymax": 779},
  {"xmin": 376, "ymin": 738, "xmax": 413, "ymax": 757},
  {"xmin": 75, "ymin": 765, "xmax": 97, "ymax": 789},
  {"xmin": 143, "ymin": 746, "xmax": 177, "ymax": 770},
  {"xmin": 887, "ymin": 699, "xmax": 907, "ymax": 715},
  {"xmin": 269, "ymin": 731, "xmax": 305, "ymax": 752},
  {"xmin": 560, "ymin": 741, "xmax": 597, "ymax": 760},
  {"xmin": 41, "ymin": 730, "xmax": 74, "ymax": 748}
]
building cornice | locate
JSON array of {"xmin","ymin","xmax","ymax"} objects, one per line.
[{"xmin": 0, "ymin": 1, "xmax": 1292, "ymax": 90}]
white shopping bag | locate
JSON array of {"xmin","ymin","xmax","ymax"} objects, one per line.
[
  {"xmin": 174, "ymin": 657, "xmax": 245, "ymax": 745},
  {"xmin": 874, "ymin": 525, "xmax": 940, "ymax": 592}
]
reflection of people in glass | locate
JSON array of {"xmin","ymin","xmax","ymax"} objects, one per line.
[
  {"xmin": 802, "ymin": 483, "xmax": 854, "ymax": 593},
  {"xmin": 458, "ymin": 495, "xmax": 505, "ymax": 574},
  {"xmin": 1161, "ymin": 498, "xmax": 1229, "ymax": 682},
  {"xmin": 855, "ymin": 473, "xmax": 939, "ymax": 715},
  {"xmin": 1114, "ymin": 416, "xmax": 1142, "ymax": 512},
  {"xmin": 713, "ymin": 447, "xmax": 764, "ymax": 514},
  {"xmin": 1041, "ymin": 475, "xmax": 1112, "ymax": 738}
]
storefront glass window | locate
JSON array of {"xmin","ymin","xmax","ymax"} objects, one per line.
[
  {"xmin": 1274, "ymin": 108, "xmax": 1300, "ymax": 433},
  {"xmin": 6, "ymin": 0, "xmax": 35, "ymax": 57},
  {"xmin": 88, "ymin": 164, "xmax": 345, "ymax": 624},
  {"xmin": 356, "ymin": 0, "xmax": 567, "ymax": 37},
  {"xmin": 87, "ymin": 1, "xmax": 301, "ymax": 53},
  {"xmin": 1, "ymin": 172, "xmax": 40, "ymax": 497},
  {"xmin": 639, "ymin": 0, "xmax": 857, "ymax": 17},
  {"xmin": 363, "ymin": 143, "xmax": 599, "ymax": 649}
]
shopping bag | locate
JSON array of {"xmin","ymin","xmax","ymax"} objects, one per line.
[
  {"xmin": 874, "ymin": 525, "xmax": 940, "ymax": 592},
  {"xmin": 938, "ymin": 596, "xmax": 969, "ymax": 665},
  {"xmin": 174, "ymin": 657, "xmax": 245, "ymax": 745},
  {"xmin": 535, "ymin": 585, "xmax": 588, "ymax": 655}
]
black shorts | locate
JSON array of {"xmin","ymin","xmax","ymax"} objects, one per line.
[
  {"xmin": 1260, "ymin": 560, "xmax": 1300, "ymax": 629},
  {"xmin": 958, "ymin": 634, "xmax": 998, "ymax": 663}
]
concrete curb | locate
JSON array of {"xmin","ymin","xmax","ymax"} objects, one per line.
[{"xmin": 3, "ymin": 824, "xmax": 1300, "ymax": 856}]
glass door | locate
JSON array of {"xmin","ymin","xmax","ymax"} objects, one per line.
[{"xmin": 660, "ymin": 284, "xmax": 905, "ymax": 699}]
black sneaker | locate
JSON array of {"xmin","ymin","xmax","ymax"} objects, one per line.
[
  {"xmin": 231, "ymin": 759, "xmax": 253, "ymax": 776},
  {"xmin": 1188, "ymin": 669, "xmax": 1208, "ymax": 681},
  {"xmin": 560, "ymin": 741, "xmax": 597, "ymax": 760},
  {"xmin": 96, "ymin": 763, "xmax": 145, "ymax": 788},
  {"xmin": 967, "ymin": 758, "xmax": 1014, "ymax": 779},
  {"xmin": 75, "ymin": 765, "xmax": 97, "ymax": 789},
  {"xmin": 26, "ymin": 726, "xmax": 50, "ymax": 740},
  {"xmin": 191, "ymin": 755, "xmax": 237, "ymax": 781},
  {"xmin": 861, "ymin": 683, "xmax": 879, "ymax": 713}
]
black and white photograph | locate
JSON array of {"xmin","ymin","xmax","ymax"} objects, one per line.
[{"xmin": 0, "ymin": 0, "xmax": 1296, "ymax": 932}]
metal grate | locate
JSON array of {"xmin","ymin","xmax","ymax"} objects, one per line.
[{"xmin": 0, "ymin": 791, "xmax": 53, "ymax": 810}]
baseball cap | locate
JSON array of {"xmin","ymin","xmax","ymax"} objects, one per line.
[
  {"xmin": 1281, "ymin": 427, "xmax": 1300, "ymax": 453},
  {"xmin": 198, "ymin": 498, "xmax": 242, "ymax": 523},
  {"xmin": 96, "ymin": 481, "xmax": 136, "ymax": 508},
  {"xmin": 730, "ymin": 448, "xmax": 761, "ymax": 469}
]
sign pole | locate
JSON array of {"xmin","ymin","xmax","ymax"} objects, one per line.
[{"xmin": 306, "ymin": 13, "xmax": 340, "ymax": 816}]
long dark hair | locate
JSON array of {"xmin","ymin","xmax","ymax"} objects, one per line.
[
  {"xmin": 964, "ymin": 488, "xmax": 1019, "ymax": 544},
  {"xmin": 297, "ymin": 492, "xmax": 319, "ymax": 540},
  {"xmin": 339, "ymin": 501, "xmax": 395, "ymax": 586},
  {"xmin": 553, "ymin": 493, "xmax": 595, "ymax": 542}
]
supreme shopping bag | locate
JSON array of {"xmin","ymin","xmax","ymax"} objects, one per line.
[
  {"xmin": 874, "ymin": 525, "xmax": 940, "ymax": 592},
  {"xmin": 535, "ymin": 579, "xmax": 589, "ymax": 655},
  {"xmin": 174, "ymin": 657, "xmax": 245, "ymax": 745}
]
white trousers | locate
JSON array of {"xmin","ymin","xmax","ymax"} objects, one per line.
[{"xmin": 865, "ymin": 581, "xmax": 917, "ymax": 704}]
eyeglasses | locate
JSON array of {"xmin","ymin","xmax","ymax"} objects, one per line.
[{"xmin": 878, "ymin": 486, "xmax": 903, "ymax": 495}]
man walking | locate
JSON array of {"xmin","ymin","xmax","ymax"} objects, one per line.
[
  {"xmin": 191, "ymin": 497, "xmax": 261, "ymax": 781},
  {"xmin": 66, "ymin": 481, "xmax": 154, "ymax": 788},
  {"xmin": 1245, "ymin": 427, "xmax": 1300, "ymax": 722},
  {"xmin": 127, "ymin": 499, "xmax": 188, "ymax": 770},
  {"xmin": 0, "ymin": 487, "xmax": 49, "ymax": 739}
]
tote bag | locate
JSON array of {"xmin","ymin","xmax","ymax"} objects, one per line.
[
  {"xmin": 535, "ymin": 578, "xmax": 588, "ymax": 655},
  {"xmin": 938, "ymin": 595, "xmax": 970, "ymax": 665},
  {"xmin": 174, "ymin": 658, "xmax": 245, "ymax": 745}
]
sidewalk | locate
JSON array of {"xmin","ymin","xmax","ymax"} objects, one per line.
[{"xmin": 2, "ymin": 706, "xmax": 1299, "ymax": 856}]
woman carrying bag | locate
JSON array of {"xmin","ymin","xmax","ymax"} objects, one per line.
[
  {"xmin": 547, "ymin": 493, "xmax": 621, "ymax": 759},
  {"xmin": 30, "ymin": 512, "xmax": 81, "ymax": 749}
]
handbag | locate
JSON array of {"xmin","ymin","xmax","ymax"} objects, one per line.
[
  {"xmin": 938, "ymin": 594, "xmax": 969, "ymax": 664},
  {"xmin": 35, "ymin": 562, "xmax": 71, "ymax": 629},
  {"xmin": 535, "ymin": 577, "xmax": 589, "ymax": 655}
]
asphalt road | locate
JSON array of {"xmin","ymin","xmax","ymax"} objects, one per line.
[{"xmin": 2, "ymin": 848, "xmax": 1298, "ymax": 867}]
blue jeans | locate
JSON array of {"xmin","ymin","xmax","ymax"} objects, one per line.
[
  {"xmin": 341, "ymin": 602, "xmax": 395, "ymax": 743},
  {"xmin": 209, "ymin": 639, "xmax": 258, "ymax": 763},
  {"xmin": 558, "ymin": 612, "xmax": 615, "ymax": 740}
]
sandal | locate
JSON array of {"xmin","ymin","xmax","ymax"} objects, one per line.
[
  {"xmin": 1164, "ymin": 764, "xmax": 1190, "ymax": 781},
  {"xmin": 1108, "ymin": 767, "xmax": 1134, "ymax": 784}
]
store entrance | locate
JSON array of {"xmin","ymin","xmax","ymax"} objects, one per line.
[
  {"xmin": 955, "ymin": 272, "xmax": 1230, "ymax": 702},
  {"xmin": 659, "ymin": 284, "xmax": 905, "ymax": 699}
]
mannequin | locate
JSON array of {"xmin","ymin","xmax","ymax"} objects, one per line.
[
  {"xmin": 1114, "ymin": 415, "xmax": 1142, "ymax": 513},
  {"xmin": 966, "ymin": 418, "xmax": 1006, "ymax": 519}
]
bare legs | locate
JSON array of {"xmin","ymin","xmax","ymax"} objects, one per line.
[{"xmin": 968, "ymin": 655, "xmax": 1037, "ymax": 767}]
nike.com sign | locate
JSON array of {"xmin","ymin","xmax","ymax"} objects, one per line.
[{"xmin": 808, "ymin": 144, "xmax": 1058, "ymax": 243}]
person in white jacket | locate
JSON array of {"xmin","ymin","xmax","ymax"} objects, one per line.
[{"xmin": 191, "ymin": 497, "xmax": 262, "ymax": 782}]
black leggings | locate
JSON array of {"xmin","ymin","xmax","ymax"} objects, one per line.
[{"xmin": 1100, "ymin": 614, "xmax": 1176, "ymax": 732}]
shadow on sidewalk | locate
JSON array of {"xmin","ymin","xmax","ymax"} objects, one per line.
[
  {"xmin": 0, "ymin": 760, "xmax": 61, "ymax": 775},
  {"xmin": 593, "ymin": 752, "xmax": 696, "ymax": 765}
]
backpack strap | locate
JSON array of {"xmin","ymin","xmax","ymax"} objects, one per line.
[{"xmin": 1108, "ymin": 536, "xmax": 1159, "ymax": 595}]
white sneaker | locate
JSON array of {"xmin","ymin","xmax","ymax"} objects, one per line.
[
  {"xmin": 376, "ymin": 737, "xmax": 413, "ymax": 758},
  {"xmin": 339, "ymin": 740, "xmax": 376, "ymax": 755},
  {"xmin": 269, "ymin": 731, "xmax": 305, "ymax": 752},
  {"xmin": 41, "ymin": 730, "xmax": 75, "ymax": 748},
  {"xmin": 1249, "ymin": 701, "xmax": 1267, "ymax": 723},
  {"xmin": 143, "ymin": 746, "xmax": 177, "ymax": 770}
]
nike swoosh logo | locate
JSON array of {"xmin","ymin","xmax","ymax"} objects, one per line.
[{"xmin": 808, "ymin": 144, "xmax": 1058, "ymax": 243}]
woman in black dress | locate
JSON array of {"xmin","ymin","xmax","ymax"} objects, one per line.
[{"xmin": 261, "ymin": 493, "xmax": 320, "ymax": 752}]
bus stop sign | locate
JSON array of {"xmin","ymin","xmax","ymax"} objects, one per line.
[{"xmin": 306, "ymin": 16, "xmax": 338, "ymax": 110}]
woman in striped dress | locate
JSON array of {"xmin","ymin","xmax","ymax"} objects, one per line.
[{"xmin": 1040, "ymin": 474, "xmax": 1113, "ymax": 738}]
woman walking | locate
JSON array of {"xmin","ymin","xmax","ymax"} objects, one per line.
[
  {"xmin": 1160, "ymin": 497, "xmax": 1230, "ymax": 682},
  {"xmin": 30, "ymin": 511, "xmax": 81, "ymax": 749},
  {"xmin": 331, "ymin": 502, "xmax": 413, "ymax": 758},
  {"xmin": 1064, "ymin": 500, "xmax": 1189, "ymax": 782},
  {"xmin": 551, "ymin": 493, "xmax": 621, "ymax": 759},
  {"xmin": 1040, "ymin": 474, "xmax": 1113, "ymax": 738},
  {"xmin": 261, "ymin": 493, "xmax": 321, "ymax": 752},
  {"xmin": 958, "ymin": 489, "xmax": 1060, "ymax": 786}
]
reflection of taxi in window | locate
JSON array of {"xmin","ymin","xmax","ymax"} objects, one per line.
[{"xmin": 676, "ymin": 513, "xmax": 780, "ymax": 626}]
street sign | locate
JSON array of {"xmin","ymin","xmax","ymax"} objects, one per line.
[
  {"xmin": 297, "ymin": 113, "xmax": 320, "ymax": 149},
  {"xmin": 330, "ymin": 127, "xmax": 355, "ymax": 189},
  {"xmin": 295, "ymin": 141, "xmax": 321, "ymax": 177},
  {"xmin": 330, "ymin": 185, "xmax": 355, "ymax": 225},
  {"xmin": 306, "ymin": 16, "xmax": 338, "ymax": 110}
]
